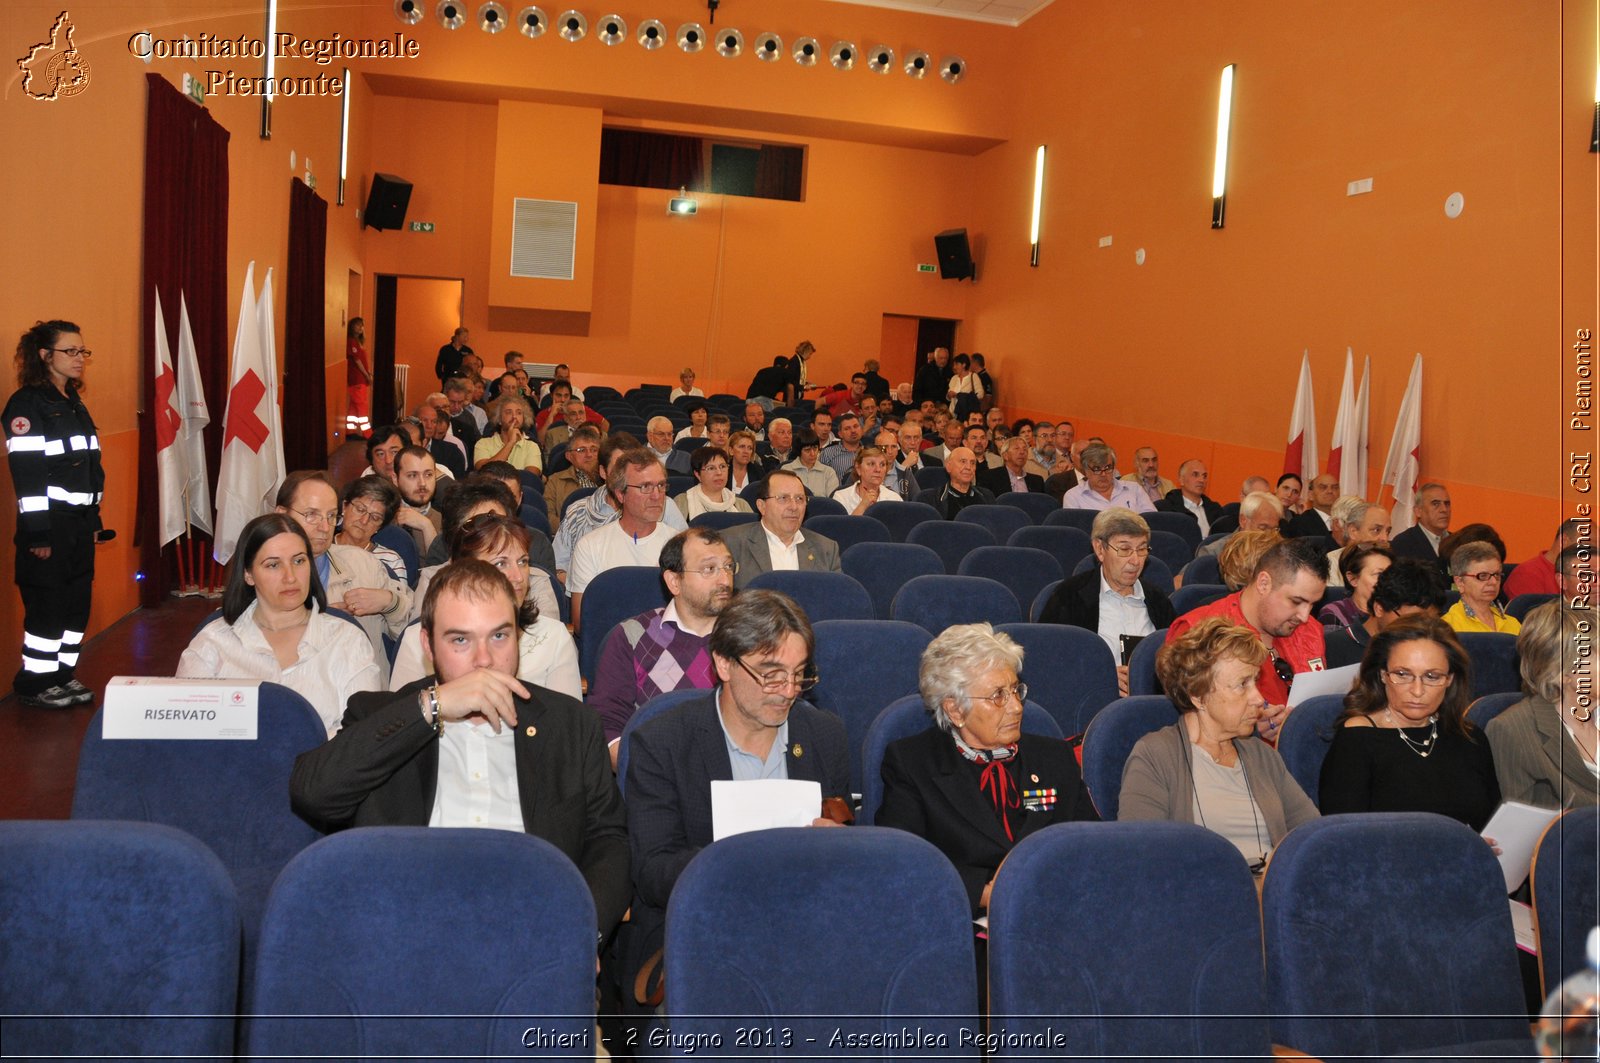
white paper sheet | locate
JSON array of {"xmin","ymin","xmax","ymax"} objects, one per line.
[
  {"xmin": 102, "ymin": 676, "xmax": 260, "ymax": 740},
  {"xmin": 1286, "ymin": 662, "xmax": 1360, "ymax": 708},
  {"xmin": 1509, "ymin": 900, "xmax": 1538, "ymax": 955},
  {"xmin": 1482, "ymin": 800, "xmax": 1562, "ymax": 892},
  {"xmin": 710, "ymin": 779, "xmax": 822, "ymax": 841}
]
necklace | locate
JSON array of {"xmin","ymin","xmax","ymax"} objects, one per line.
[{"xmin": 1387, "ymin": 709, "xmax": 1438, "ymax": 758}]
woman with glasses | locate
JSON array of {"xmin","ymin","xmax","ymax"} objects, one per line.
[
  {"xmin": 179, "ymin": 513, "xmax": 381, "ymax": 737},
  {"xmin": 674, "ymin": 446, "xmax": 752, "ymax": 520},
  {"xmin": 5, "ymin": 320, "xmax": 106, "ymax": 708},
  {"xmin": 333, "ymin": 475, "xmax": 409, "ymax": 586},
  {"xmin": 1319, "ymin": 617, "xmax": 1500, "ymax": 829},
  {"xmin": 389, "ymin": 514, "xmax": 579, "ymax": 697},
  {"xmin": 1120, "ymin": 617, "xmax": 1318, "ymax": 872},
  {"xmin": 1443, "ymin": 540, "xmax": 1520, "ymax": 634},
  {"xmin": 878, "ymin": 623, "xmax": 1098, "ymax": 918}
]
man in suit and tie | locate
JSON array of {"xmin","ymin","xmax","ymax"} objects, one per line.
[
  {"xmin": 1390, "ymin": 482, "xmax": 1452, "ymax": 563},
  {"xmin": 621, "ymin": 590, "xmax": 851, "ymax": 1009},
  {"xmin": 978, "ymin": 435, "xmax": 1046, "ymax": 496},
  {"xmin": 290, "ymin": 559, "xmax": 630, "ymax": 940},
  {"xmin": 721, "ymin": 469, "xmax": 842, "ymax": 590}
]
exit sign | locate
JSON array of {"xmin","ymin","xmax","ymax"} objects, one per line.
[
  {"xmin": 409, "ymin": 221, "xmax": 436, "ymax": 233},
  {"xmin": 917, "ymin": 263, "xmax": 937, "ymax": 273}
]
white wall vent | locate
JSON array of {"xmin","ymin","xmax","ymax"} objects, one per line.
[{"xmin": 509, "ymin": 198, "xmax": 577, "ymax": 280}]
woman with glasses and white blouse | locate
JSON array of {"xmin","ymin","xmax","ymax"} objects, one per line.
[
  {"xmin": 1318, "ymin": 616, "xmax": 1501, "ymax": 830},
  {"xmin": 877, "ymin": 623, "xmax": 1098, "ymax": 918}
]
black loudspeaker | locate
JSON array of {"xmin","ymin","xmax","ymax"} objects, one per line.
[
  {"xmin": 934, "ymin": 227, "xmax": 975, "ymax": 281},
  {"xmin": 363, "ymin": 173, "xmax": 413, "ymax": 231}
]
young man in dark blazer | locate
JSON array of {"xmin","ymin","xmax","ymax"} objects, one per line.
[
  {"xmin": 1039, "ymin": 509, "xmax": 1176, "ymax": 695},
  {"xmin": 290, "ymin": 559, "xmax": 630, "ymax": 938}
]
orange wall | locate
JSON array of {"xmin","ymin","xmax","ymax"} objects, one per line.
[
  {"xmin": 964, "ymin": 0, "xmax": 1566, "ymax": 557},
  {"xmin": 392, "ymin": 277, "xmax": 465, "ymax": 411}
]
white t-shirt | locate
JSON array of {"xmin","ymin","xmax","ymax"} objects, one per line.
[{"xmin": 567, "ymin": 521, "xmax": 678, "ymax": 594}]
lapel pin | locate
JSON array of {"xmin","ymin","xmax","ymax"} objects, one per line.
[
  {"xmin": 526, "ymin": 725, "xmax": 537, "ymax": 738},
  {"xmin": 1030, "ymin": 773, "xmax": 1039, "ymax": 783},
  {"xmin": 805, "ymin": 552, "xmax": 814, "ymax": 562},
  {"xmin": 792, "ymin": 744, "xmax": 803, "ymax": 757}
]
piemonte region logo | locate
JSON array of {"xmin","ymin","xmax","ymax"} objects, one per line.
[{"xmin": 18, "ymin": 11, "xmax": 92, "ymax": 102}]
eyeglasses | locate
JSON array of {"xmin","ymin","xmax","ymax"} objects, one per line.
[
  {"xmin": 622, "ymin": 481, "xmax": 668, "ymax": 495},
  {"xmin": 969, "ymin": 682, "xmax": 1028, "ymax": 710},
  {"xmin": 344, "ymin": 502, "xmax": 384, "ymax": 523},
  {"xmin": 47, "ymin": 347, "xmax": 91, "ymax": 358},
  {"xmin": 1104, "ymin": 542, "xmax": 1151, "ymax": 558},
  {"xmin": 684, "ymin": 561, "xmax": 739, "ymax": 579},
  {"xmin": 1085, "ymin": 463, "xmax": 1115, "ymax": 475},
  {"xmin": 1384, "ymin": 668, "xmax": 1451, "ymax": 688},
  {"xmin": 734, "ymin": 656, "xmax": 819, "ymax": 694},
  {"xmin": 1460, "ymin": 569, "xmax": 1503, "ymax": 583},
  {"xmin": 766, "ymin": 494, "xmax": 807, "ymax": 506},
  {"xmin": 698, "ymin": 463, "xmax": 728, "ymax": 474},
  {"xmin": 569, "ymin": 446, "xmax": 600, "ymax": 456},
  {"xmin": 290, "ymin": 508, "xmax": 338, "ymax": 527}
]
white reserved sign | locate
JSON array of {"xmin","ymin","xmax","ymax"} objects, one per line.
[{"xmin": 102, "ymin": 677, "xmax": 260, "ymax": 740}]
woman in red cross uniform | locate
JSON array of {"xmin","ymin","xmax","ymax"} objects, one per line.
[{"xmin": 4, "ymin": 320, "xmax": 106, "ymax": 707}]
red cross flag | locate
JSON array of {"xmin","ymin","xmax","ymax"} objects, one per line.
[
  {"xmin": 1282, "ymin": 349, "xmax": 1319, "ymax": 483},
  {"xmin": 213, "ymin": 263, "xmax": 285, "ymax": 563}
]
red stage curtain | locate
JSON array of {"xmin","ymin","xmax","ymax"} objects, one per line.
[{"xmin": 283, "ymin": 178, "xmax": 328, "ymax": 472}]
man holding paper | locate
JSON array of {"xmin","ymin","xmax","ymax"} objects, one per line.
[{"xmin": 621, "ymin": 590, "xmax": 849, "ymax": 1007}]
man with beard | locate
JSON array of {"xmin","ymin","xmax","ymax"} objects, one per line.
[
  {"xmin": 393, "ymin": 446, "xmax": 443, "ymax": 556},
  {"xmin": 587, "ymin": 529, "xmax": 734, "ymax": 767}
]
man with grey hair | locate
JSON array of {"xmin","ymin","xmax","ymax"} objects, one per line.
[
  {"xmin": 622, "ymin": 589, "xmax": 850, "ymax": 1001},
  {"xmin": 1199, "ymin": 491, "xmax": 1287, "ymax": 558},
  {"xmin": 1030, "ymin": 420, "xmax": 1058, "ymax": 471},
  {"xmin": 1121, "ymin": 447, "xmax": 1175, "ymax": 504},
  {"xmin": 1062, "ymin": 443, "xmax": 1155, "ymax": 513},
  {"xmin": 1390, "ymin": 482, "xmax": 1452, "ymax": 562},
  {"xmin": 756, "ymin": 417, "xmax": 793, "ymax": 469},
  {"xmin": 935, "ymin": 446, "xmax": 994, "ymax": 519},
  {"xmin": 1157, "ymin": 459, "xmax": 1223, "ymax": 537},
  {"xmin": 877, "ymin": 623, "xmax": 1098, "ymax": 916},
  {"xmin": 1241, "ymin": 475, "xmax": 1270, "ymax": 499},
  {"xmin": 1040, "ymin": 509, "xmax": 1177, "ymax": 695},
  {"xmin": 645, "ymin": 415, "xmax": 691, "ymax": 475},
  {"xmin": 1325, "ymin": 498, "xmax": 1390, "ymax": 586}
]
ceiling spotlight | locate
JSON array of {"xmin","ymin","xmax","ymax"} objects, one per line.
[
  {"xmin": 903, "ymin": 50, "xmax": 929, "ymax": 78},
  {"xmin": 557, "ymin": 9, "xmax": 586, "ymax": 40},
  {"xmin": 792, "ymin": 36, "xmax": 818, "ymax": 65},
  {"xmin": 676, "ymin": 22, "xmax": 704, "ymax": 52},
  {"xmin": 866, "ymin": 44, "xmax": 893, "ymax": 74},
  {"xmin": 754, "ymin": 32, "xmax": 782, "ymax": 62},
  {"xmin": 596, "ymin": 14, "xmax": 625, "ymax": 44},
  {"xmin": 437, "ymin": 0, "xmax": 466, "ymax": 29},
  {"xmin": 715, "ymin": 28, "xmax": 743, "ymax": 57},
  {"xmin": 478, "ymin": 1, "xmax": 507, "ymax": 32},
  {"xmin": 516, "ymin": 5, "xmax": 546, "ymax": 35},
  {"xmin": 829, "ymin": 40, "xmax": 856, "ymax": 71},
  {"xmin": 939, "ymin": 55, "xmax": 965, "ymax": 83},
  {"xmin": 394, "ymin": 0, "xmax": 423, "ymax": 25},
  {"xmin": 636, "ymin": 18, "xmax": 665, "ymax": 48}
]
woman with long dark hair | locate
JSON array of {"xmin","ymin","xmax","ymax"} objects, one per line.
[
  {"xmin": 178, "ymin": 513, "xmax": 380, "ymax": 736},
  {"xmin": 4, "ymin": 320, "xmax": 106, "ymax": 708}
]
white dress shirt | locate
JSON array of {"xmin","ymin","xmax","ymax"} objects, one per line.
[
  {"xmin": 1182, "ymin": 495, "xmax": 1213, "ymax": 538},
  {"xmin": 1096, "ymin": 573, "xmax": 1156, "ymax": 660},
  {"xmin": 763, "ymin": 525, "xmax": 806, "ymax": 571},
  {"xmin": 177, "ymin": 601, "xmax": 382, "ymax": 736},
  {"xmin": 832, "ymin": 483, "xmax": 902, "ymax": 511},
  {"xmin": 429, "ymin": 717, "xmax": 524, "ymax": 832}
]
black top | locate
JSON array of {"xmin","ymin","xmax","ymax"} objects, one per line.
[
  {"xmin": 434, "ymin": 342, "xmax": 470, "ymax": 384},
  {"xmin": 913, "ymin": 362, "xmax": 952, "ymax": 406},
  {"xmin": 1322, "ymin": 623, "xmax": 1370, "ymax": 668},
  {"xmin": 936, "ymin": 483, "xmax": 994, "ymax": 520},
  {"xmin": 747, "ymin": 360, "xmax": 789, "ymax": 400},
  {"xmin": 1318, "ymin": 721, "xmax": 1502, "ymax": 830}
]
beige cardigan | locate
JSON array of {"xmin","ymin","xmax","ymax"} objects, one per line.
[{"xmin": 1485, "ymin": 697, "xmax": 1599, "ymax": 809}]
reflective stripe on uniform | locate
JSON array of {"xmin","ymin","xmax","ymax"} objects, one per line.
[
  {"xmin": 89, "ymin": 436, "xmax": 100, "ymax": 449},
  {"xmin": 68, "ymin": 435, "xmax": 88, "ymax": 450},
  {"xmin": 23, "ymin": 633, "xmax": 62, "ymax": 653},
  {"xmin": 45, "ymin": 486, "xmax": 96, "ymax": 505},
  {"xmin": 21, "ymin": 656, "xmax": 56, "ymax": 673},
  {"xmin": 18, "ymin": 496, "xmax": 47, "ymax": 512},
  {"xmin": 5, "ymin": 436, "xmax": 45, "ymax": 453},
  {"xmin": 43, "ymin": 440, "xmax": 64, "ymax": 456},
  {"xmin": 60, "ymin": 630, "xmax": 83, "ymax": 646},
  {"xmin": 57, "ymin": 652, "xmax": 79, "ymax": 667}
]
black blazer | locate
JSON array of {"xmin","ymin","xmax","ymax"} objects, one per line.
[
  {"xmin": 290, "ymin": 678, "xmax": 631, "ymax": 934},
  {"xmin": 1390, "ymin": 525, "xmax": 1440, "ymax": 561},
  {"xmin": 1038, "ymin": 567, "xmax": 1176, "ymax": 632},
  {"xmin": 876, "ymin": 729, "xmax": 1098, "ymax": 913},
  {"xmin": 1284, "ymin": 508, "xmax": 1334, "ymax": 539},
  {"xmin": 429, "ymin": 438, "xmax": 467, "ymax": 480},
  {"xmin": 622, "ymin": 695, "xmax": 850, "ymax": 975},
  {"xmin": 1155, "ymin": 489, "xmax": 1224, "ymax": 528},
  {"xmin": 978, "ymin": 466, "xmax": 1046, "ymax": 496}
]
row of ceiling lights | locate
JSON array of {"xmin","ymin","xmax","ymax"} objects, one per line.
[{"xmin": 394, "ymin": 0, "xmax": 967, "ymax": 81}]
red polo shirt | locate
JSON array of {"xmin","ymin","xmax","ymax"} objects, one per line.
[
  {"xmin": 1503, "ymin": 552, "xmax": 1559, "ymax": 599},
  {"xmin": 1167, "ymin": 591, "xmax": 1328, "ymax": 706}
]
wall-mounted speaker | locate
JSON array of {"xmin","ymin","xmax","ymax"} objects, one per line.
[
  {"xmin": 363, "ymin": 174, "xmax": 413, "ymax": 231},
  {"xmin": 934, "ymin": 227, "xmax": 975, "ymax": 281}
]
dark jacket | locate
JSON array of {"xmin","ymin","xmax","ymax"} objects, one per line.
[
  {"xmin": 978, "ymin": 465, "xmax": 1046, "ymax": 496},
  {"xmin": 747, "ymin": 359, "xmax": 790, "ymax": 400},
  {"xmin": 876, "ymin": 729, "xmax": 1098, "ymax": 914},
  {"xmin": 1155, "ymin": 488, "xmax": 1224, "ymax": 528},
  {"xmin": 1284, "ymin": 508, "xmax": 1334, "ymax": 539},
  {"xmin": 1390, "ymin": 525, "xmax": 1441, "ymax": 562},
  {"xmin": 1038, "ymin": 567, "xmax": 1177, "ymax": 634},
  {"xmin": 290, "ymin": 677, "xmax": 631, "ymax": 934}
]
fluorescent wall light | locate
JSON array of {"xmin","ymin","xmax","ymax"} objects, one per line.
[
  {"xmin": 1029, "ymin": 145, "xmax": 1045, "ymax": 267},
  {"xmin": 1591, "ymin": 66, "xmax": 1599, "ymax": 152},
  {"xmin": 1212, "ymin": 63, "xmax": 1235, "ymax": 228},
  {"xmin": 338, "ymin": 68, "xmax": 351, "ymax": 204},
  {"xmin": 260, "ymin": 0, "xmax": 278, "ymax": 137}
]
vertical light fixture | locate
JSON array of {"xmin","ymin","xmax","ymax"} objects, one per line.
[
  {"xmin": 260, "ymin": 0, "xmax": 278, "ymax": 138},
  {"xmin": 1590, "ymin": 65, "xmax": 1600, "ymax": 152},
  {"xmin": 337, "ymin": 67, "xmax": 351, "ymax": 205},
  {"xmin": 1029, "ymin": 145, "xmax": 1046, "ymax": 267},
  {"xmin": 1211, "ymin": 63, "xmax": 1235, "ymax": 228}
]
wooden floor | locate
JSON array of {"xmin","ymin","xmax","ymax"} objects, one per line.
[{"xmin": 0, "ymin": 596, "xmax": 214, "ymax": 820}]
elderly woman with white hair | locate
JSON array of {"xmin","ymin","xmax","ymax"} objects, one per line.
[
  {"xmin": 876, "ymin": 623, "xmax": 1098, "ymax": 916},
  {"xmin": 1486, "ymin": 601, "xmax": 1599, "ymax": 808}
]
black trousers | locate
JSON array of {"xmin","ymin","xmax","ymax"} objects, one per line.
[{"xmin": 14, "ymin": 511, "xmax": 95, "ymax": 696}]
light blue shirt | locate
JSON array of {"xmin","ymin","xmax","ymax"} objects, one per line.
[
  {"xmin": 716, "ymin": 687, "xmax": 791, "ymax": 781},
  {"xmin": 819, "ymin": 442, "xmax": 861, "ymax": 480},
  {"xmin": 1062, "ymin": 479, "xmax": 1157, "ymax": 513},
  {"xmin": 1096, "ymin": 572, "xmax": 1155, "ymax": 659}
]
